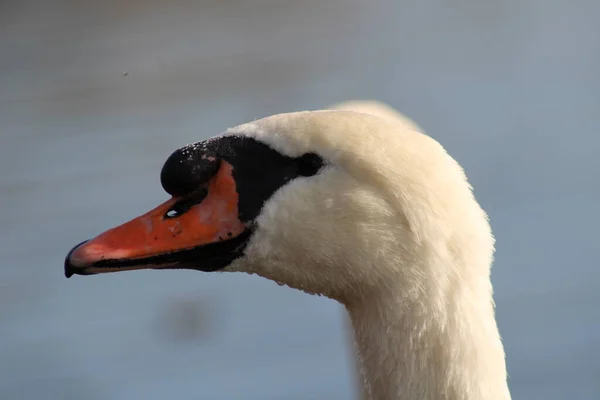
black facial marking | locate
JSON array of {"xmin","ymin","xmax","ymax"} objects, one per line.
[
  {"xmin": 161, "ymin": 143, "xmax": 220, "ymax": 197},
  {"xmin": 297, "ymin": 153, "xmax": 325, "ymax": 177},
  {"xmin": 217, "ymin": 136, "xmax": 325, "ymax": 221},
  {"xmin": 161, "ymin": 135, "xmax": 325, "ymax": 222}
]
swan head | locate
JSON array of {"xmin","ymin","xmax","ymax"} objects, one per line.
[{"xmin": 65, "ymin": 110, "xmax": 493, "ymax": 305}]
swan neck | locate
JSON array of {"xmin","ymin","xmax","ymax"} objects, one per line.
[{"xmin": 345, "ymin": 281, "xmax": 511, "ymax": 400}]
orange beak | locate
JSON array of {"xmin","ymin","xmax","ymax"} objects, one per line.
[{"xmin": 64, "ymin": 161, "xmax": 251, "ymax": 278}]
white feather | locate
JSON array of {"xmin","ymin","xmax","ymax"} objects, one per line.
[{"xmin": 220, "ymin": 101, "xmax": 510, "ymax": 400}]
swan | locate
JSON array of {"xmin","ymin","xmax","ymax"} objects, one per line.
[{"xmin": 64, "ymin": 101, "xmax": 511, "ymax": 400}]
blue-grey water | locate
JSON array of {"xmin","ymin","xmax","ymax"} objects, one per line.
[{"xmin": 1, "ymin": 1, "xmax": 599, "ymax": 399}]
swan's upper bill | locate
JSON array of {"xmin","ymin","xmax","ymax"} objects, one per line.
[{"xmin": 64, "ymin": 104, "xmax": 510, "ymax": 400}]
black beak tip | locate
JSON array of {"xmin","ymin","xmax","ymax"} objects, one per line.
[{"xmin": 64, "ymin": 240, "xmax": 89, "ymax": 279}]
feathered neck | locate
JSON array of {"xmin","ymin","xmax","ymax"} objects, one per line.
[{"xmin": 344, "ymin": 260, "xmax": 511, "ymax": 400}]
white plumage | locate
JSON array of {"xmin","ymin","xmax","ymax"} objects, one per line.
[{"xmin": 222, "ymin": 101, "xmax": 510, "ymax": 400}]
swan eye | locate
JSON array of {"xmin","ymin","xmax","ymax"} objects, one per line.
[
  {"xmin": 164, "ymin": 188, "xmax": 208, "ymax": 219},
  {"xmin": 297, "ymin": 153, "xmax": 324, "ymax": 177}
]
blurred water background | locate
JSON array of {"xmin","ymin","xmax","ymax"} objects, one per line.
[{"xmin": 1, "ymin": 1, "xmax": 599, "ymax": 399}]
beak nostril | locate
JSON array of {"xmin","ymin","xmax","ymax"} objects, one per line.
[
  {"xmin": 163, "ymin": 188, "xmax": 209, "ymax": 219},
  {"xmin": 165, "ymin": 209, "xmax": 181, "ymax": 219}
]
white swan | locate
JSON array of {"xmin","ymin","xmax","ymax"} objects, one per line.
[
  {"xmin": 65, "ymin": 101, "xmax": 511, "ymax": 400},
  {"xmin": 329, "ymin": 100, "xmax": 423, "ymax": 132}
]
